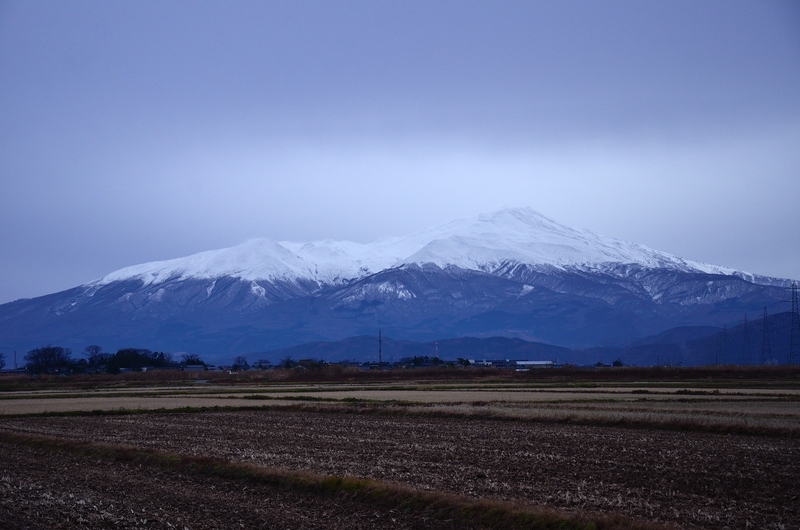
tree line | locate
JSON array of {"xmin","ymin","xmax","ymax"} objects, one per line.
[{"xmin": 16, "ymin": 345, "xmax": 206, "ymax": 375}]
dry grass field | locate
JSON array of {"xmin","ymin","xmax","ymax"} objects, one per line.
[{"xmin": 0, "ymin": 367, "xmax": 798, "ymax": 529}]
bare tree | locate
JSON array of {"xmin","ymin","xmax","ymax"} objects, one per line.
[
  {"xmin": 181, "ymin": 353, "xmax": 204, "ymax": 365},
  {"xmin": 233, "ymin": 355, "xmax": 248, "ymax": 369},
  {"xmin": 25, "ymin": 345, "xmax": 73, "ymax": 374},
  {"xmin": 279, "ymin": 355, "xmax": 295, "ymax": 369},
  {"xmin": 83, "ymin": 345, "xmax": 104, "ymax": 365},
  {"xmin": 0, "ymin": 352, "xmax": 5, "ymax": 371}
]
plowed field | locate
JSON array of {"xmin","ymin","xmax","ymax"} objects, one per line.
[
  {"xmin": 3, "ymin": 409, "xmax": 797, "ymax": 529},
  {"xmin": 0, "ymin": 440, "xmax": 467, "ymax": 530}
]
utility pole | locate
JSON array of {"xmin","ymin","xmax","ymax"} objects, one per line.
[
  {"xmin": 14, "ymin": 350, "xmax": 17, "ymax": 370},
  {"xmin": 742, "ymin": 314, "xmax": 751, "ymax": 365},
  {"xmin": 761, "ymin": 306, "xmax": 771, "ymax": 365},
  {"xmin": 790, "ymin": 281, "xmax": 800, "ymax": 365},
  {"xmin": 378, "ymin": 328, "xmax": 382, "ymax": 365}
]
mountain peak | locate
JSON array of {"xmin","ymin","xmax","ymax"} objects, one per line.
[
  {"xmin": 92, "ymin": 207, "xmax": 748, "ymax": 288},
  {"xmin": 3, "ymin": 208, "xmax": 791, "ymax": 359},
  {"xmin": 479, "ymin": 206, "xmax": 557, "ymax": 224}
]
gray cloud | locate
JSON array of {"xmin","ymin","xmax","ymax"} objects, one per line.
[{"xmin": 1, "ymin": 0, "xmax": 799, "ymax": 303}]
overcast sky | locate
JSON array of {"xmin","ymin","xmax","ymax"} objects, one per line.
[{"xmin": 1, "ymin": 0, "xmax": 799, "ymax": 304}]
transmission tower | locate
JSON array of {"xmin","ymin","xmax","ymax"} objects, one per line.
[
  {"xmin": 761, "ymin": 306, "xmax": 772, "ymax": 365},
  {"xmin": 790, "ymin": 282, "xmax": 800, "ymax": 365},
  {"xmin": 378, "ymin": 328, "xmax": 382, "ymax": 365},
  {"xmin": 742, "ymin": 314, "xmax": 752, "ymax": 365}
]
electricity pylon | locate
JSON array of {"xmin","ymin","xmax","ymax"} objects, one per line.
[
  {"xmin": 790, "ymin": 282, "xmax": 800, "ymax": 365},
  {"xmin": 742, "ymin": 314, "xmax": 752, "ymax": 365},
  {"xmin": 761, "ymin": 306, "xmax": 771, "ymax": 365}
]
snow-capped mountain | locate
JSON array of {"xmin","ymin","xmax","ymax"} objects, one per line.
[
  {"xmin": 0, "ymin": 208, "xmax": 792, "ymax": 360},
  {"xmin": 93, "ymin": 208, "xmax": 751, "ymax": 290}
]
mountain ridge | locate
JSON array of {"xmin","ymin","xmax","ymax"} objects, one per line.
[
  {"xmin": 0, "ymin": 207, "xmax": 794, "ymax": 361},
  {"xmin": 92, "ymin": 207, "xmax": 782, "ymax": 292}
]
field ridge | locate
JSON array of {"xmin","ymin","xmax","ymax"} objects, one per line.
[{"xmin": 0, "ymin": 430, "xmax": 666, "ymax": 530}]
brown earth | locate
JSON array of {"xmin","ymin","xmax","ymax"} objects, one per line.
[
  {"xmin": 0, "ymin": 440, "xmax": 477, "ymax": 530},
  {"xmin": 2, "ymin": 409, "xmax": 797, "ymax": 529}
]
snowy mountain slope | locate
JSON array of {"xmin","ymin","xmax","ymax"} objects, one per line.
[
  {"xmin": 0, "ymin": 207, "xmax": 793, "ymax": 359},
  {"xmin": 92, "ymin": 207, "xmax": 775, "ymax": 291},
  {"xmin": 399, "ymin": 208, "xmax": 698, "ymax": 272},
  {"xmin": 98, "ymin": 238, "xmax": 326, "ymax": 288}
]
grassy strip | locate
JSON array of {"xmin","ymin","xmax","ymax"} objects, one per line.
[
  {"xmin": 0, "ymin": 404, "xmax": 278, "ymax": 419},
  {"xmin": 1, "ymin": 398, "xmax": 798, "ymax": 437},
  {"xmin": 249, "ymin": 400, "xmax": 795, "ymax": 438},
  {"xmin": 4, "ymin": 386, "xmax": 795, "ymax": 403},
  {"xmin": 251, "ymin": 402, "xmax": 800, "ymax": 437},
  {"xmin": 0, "ymin": 430, "xmax": 667, "ymax": 530},
  {"xmin": 0, "ymin": 389, "xmax": 247, "ymax": 400},
  {"xmin": 240, "ymin": 394, "xmax": 375, "ymax": 403},
  {"xmin": 4, "ymin": 379, "xmax": 799, "ymax": 399}
]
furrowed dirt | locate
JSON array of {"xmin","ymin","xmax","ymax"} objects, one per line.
[
  {"xmin": 0, "ymin": 440, "xmax": 480, "ymax": 530},
  {"xmin": 2, "ymin": 409, "xmax": 797, "ymax": 529}
]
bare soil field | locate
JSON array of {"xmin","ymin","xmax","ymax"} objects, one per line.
[
  {"xmin": 0, "ymin": 439, "xmax": 477, "ymax": 530},
  {"xmin": 2, "ymin": 409, "xmax": 797, "ymax": 529},
  {"xmin": 2, "ymin": 370, "xmax": 798, "ymax": 529}
]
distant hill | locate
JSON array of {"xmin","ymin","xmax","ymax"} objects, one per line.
[
  {"xmin": 253, "ymin": 335, "xmax": 573, "ymax": 364},
  {"xmin": 248, "ymin": 312, "xmax": 799, "ymax": 367},
  {"xmin": 632, "ymin": 326, "xmax": 723, "ymax": 347}
]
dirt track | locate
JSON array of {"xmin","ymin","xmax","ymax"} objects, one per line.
[{"xmin": 2, "ymin": 410, "xmax": 798, "ymax": 528}]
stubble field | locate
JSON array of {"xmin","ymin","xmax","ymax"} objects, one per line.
[{"xmin": 1, "ymin": 368, "xmax": 798, "ymax": 529}]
